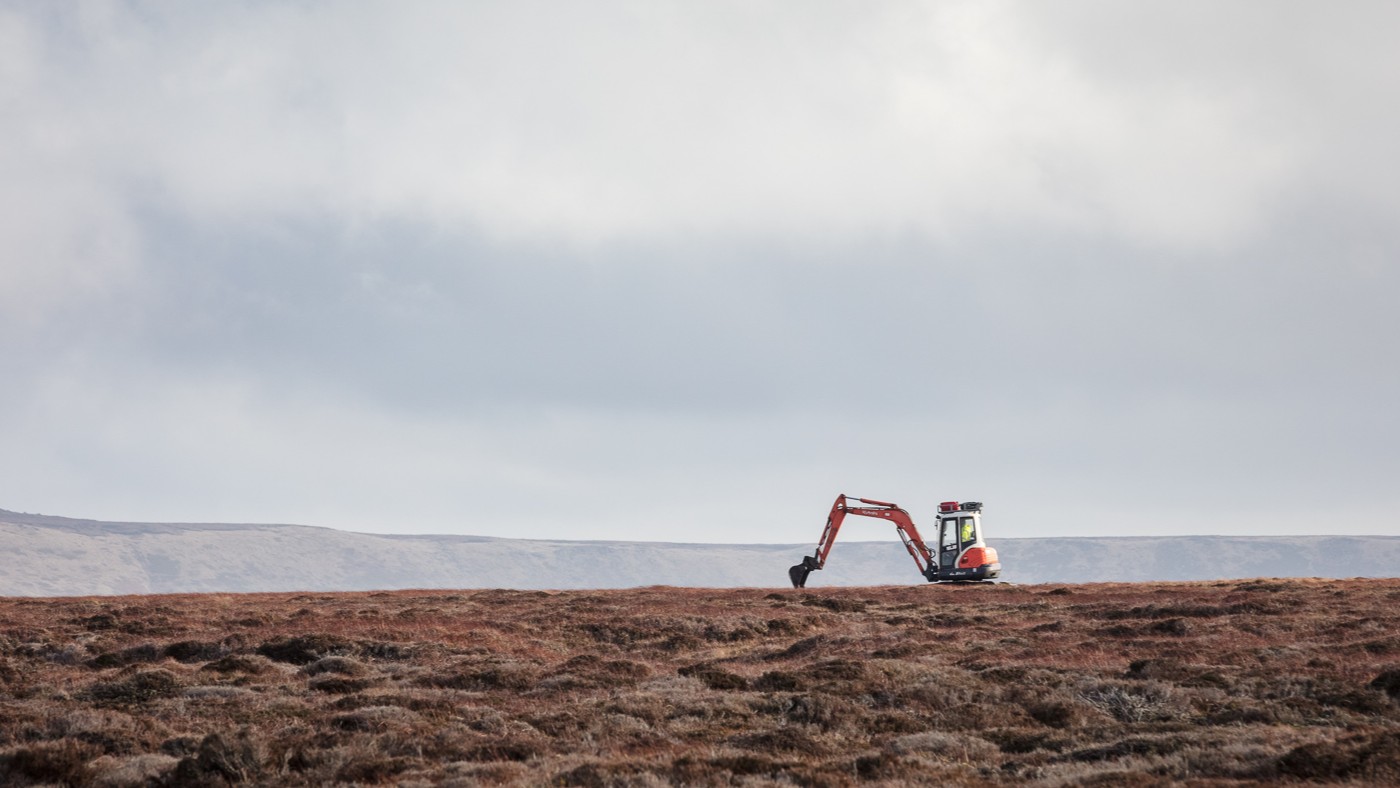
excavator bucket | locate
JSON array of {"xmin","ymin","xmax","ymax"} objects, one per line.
[{"xmin": 789, "ymin": 555, "xmax": 819, "ymax": 588}]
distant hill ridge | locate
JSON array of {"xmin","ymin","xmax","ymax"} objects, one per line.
[{"xmin": 3, "ymin": 508, "xmax": 1397, "ymax": 596}]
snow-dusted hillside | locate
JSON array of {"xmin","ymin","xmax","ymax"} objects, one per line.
[{"xmin": 2, "ymin": 508, "xmax": 1396, "ymax": 596}]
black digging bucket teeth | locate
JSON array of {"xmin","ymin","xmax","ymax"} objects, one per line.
[{"xmin": 789, "ymin": 556, "xmax": 820, "ymax": 588}]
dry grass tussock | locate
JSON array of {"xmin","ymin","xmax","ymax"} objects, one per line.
[{"xmin": 1, "ymin": 578, "xmax": 1400, "ymax": 785}]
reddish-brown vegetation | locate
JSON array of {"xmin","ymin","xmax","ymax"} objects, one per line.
[{"xmin": 2, "ymin": 578, "xmax": 1400, "ymax": 785}]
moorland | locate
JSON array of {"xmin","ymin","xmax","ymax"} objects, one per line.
[{"xmin": 3, "ymin": 578, "xmax": 1400, "ymax": 785}]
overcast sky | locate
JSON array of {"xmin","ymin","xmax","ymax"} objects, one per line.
[{"xmin": 2, "ymin": 1, "xmax": 1397, "ymax": 543}]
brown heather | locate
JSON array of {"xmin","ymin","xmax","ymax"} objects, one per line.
[{"xmin": 1, "ymin": 578, "xmax": 1399, "ymax": 785}]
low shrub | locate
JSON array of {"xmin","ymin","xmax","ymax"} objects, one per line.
[
  {"xmin": 183, "ymin": 685, "xmax": 255, "ymax": 699},
  {"xmin": 171, "ymin": 730, "xmax": 264, "ymax": 784},
  {"xmin": 358, "ymin": 640, "xmax": 436, "ymax": 661},
  {"xmin": 768, "ymin": 635, "xmax": 828, "ymax": 660},
  {"xmin": 458, "ymin": 737, "xmax": 546, "ymax": 762},
  {"xmin": 753, "ymin": 670, "xmax": 804, "ymax": 691},
  {"xmin": 88, "ymin": 752, "xmax": 179, "ymax": 786},
  {"xmin": 416, "ymin": 659, "xmax": 538, "ymax": 691},
  {"xmin": 79, "ymin": 613, "xmax": 120, "ymax": 631},
  {"xmin": 599, "ymin": 659, "xmax": 650, "ymax": 679},
  {"xmin": 888, "ymin": 731, "xmax": 999, "ymax": 763},
  {"xmin": 677, "ymin": 663, "xmax": 748, "ymax": 691},
  {"xmin": 1202, "ymin": 701, "xmax": 1287, "ymax": 726},
  {"xmin": 1076, "ymin": 680, "xmax": 1185, "ymax": 724},
  {"xmin": 256, "ymin": 634, "xmax": 356, "ymax": 664},
  {"xmin": 308, "ymin": 674, "xmax": 377, "ymax": 694},
  {"xmin": 553, "ymin": 760, "xmax": 651, "ymax": 787},
  {"xmin": 87, "ymin": 669, "xmax": 183, "ymax": 705},
  {"xmin": 1149, "ymin": 617, "xmax": 1190, "ymax": 636},
  {"xmin": 1276, "ymin": 731, "xmax": 1400, "ymax": 782},
  {"xmin": 200, "ymin": 654, "xmax": 274, "ymax": 675},
  {"xmin": 764, "ymin": 694, "xmax": 852, "ymax": 731},
  {"xmin": 163, "ymin": 640, "xmax": 226, "ymax": 663},
  {"xmin": 87, "ymin": 643, "xmax": 163, "ymax": 669},
  {"xmin": 984, "ymin": 728, "xmax": 1073, "ymax": 755},
  {"xmin": 671, "ymin": 753, "xmax": 796, "ymax": 781},
  {"xmin": 800, "ymin": 596, "xmax": 867, "ymax": 613},
  {"xmin": 807, "ymin": 658, "xmax": 864, "ymax": 682},
  {"xmin": 1026, "ymin": 700, "xmax": 1082, "ymax": 729},
  {"xmin": 0, "ymin": 740, "xmax": 100, "ymax": 785},
  {"xmin": 1370, "ymin": 667, "xmax": 1400, "ymax": 700},
  {"xmin": 300, "ymin": 656, "xmax": 370, "ymax": 677},
  {"xmin": 334, "ymin": 755, "xmax": 412, "ymax": 784},
  {"xmin": 541, "ymin": 655, "xmax": 651, "ymax": 690},
  {"xmin": 1062, "ymin": 734, "xmax": 1188, "ymax": 763},
  {"xmin": 729, "ymin": 727, "xmax": 825, "ymax": 755},
  {"xmin": 330, "ymin": 705, "xmax": 422, "ymax": 739}
]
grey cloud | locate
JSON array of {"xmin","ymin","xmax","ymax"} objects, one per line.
[{"xmin": 0, "ymin": 2, "xmax": 1396, "ymax": 542}]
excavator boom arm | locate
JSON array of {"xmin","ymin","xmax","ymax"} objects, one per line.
[{"xmin": 789, "ymin": 494, "xmax": 936, "ymax": 588}]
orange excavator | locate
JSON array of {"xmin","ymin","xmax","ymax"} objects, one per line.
[{"xmin": 788, "ymin": 494, "xmax": 1001, "ymax": 588}]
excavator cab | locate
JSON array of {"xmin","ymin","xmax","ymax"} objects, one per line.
[{"xmin": 930, "ymin": 501, "xmax": 1000, "ymax": 581}]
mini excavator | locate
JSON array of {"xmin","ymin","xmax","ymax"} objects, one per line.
[{"xmin": 788, "ymin": 494, "xmax": 1001, "ymax": 588}]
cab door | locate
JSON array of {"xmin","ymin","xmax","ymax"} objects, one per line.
[
  {"xmin": 941, "ymin": 516, "xmax": 980, "ymax": 569},
  {"xmin": 939, "ymin": 518, "xmax": 960, "ymax": 568}
]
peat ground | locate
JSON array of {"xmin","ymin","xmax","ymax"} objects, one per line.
[{"xmin": 3, "ymin": 578, "xmax": 1400, "ymax": 785}]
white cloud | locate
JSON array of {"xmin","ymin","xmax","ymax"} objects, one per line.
[
  {"xmin": 1, "ymin": 0, "xmax": 1322, "ymax": 272},
  {"xmin": 0, "ymin": 10, "xmax": 140, "ymax": 321}
]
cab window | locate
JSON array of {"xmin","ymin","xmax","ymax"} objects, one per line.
[{"xmin": 959, "ymin": 517, "xmax": 977, "ymax": 546}]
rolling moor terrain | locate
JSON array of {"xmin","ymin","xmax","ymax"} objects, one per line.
[{"xmin": 3, "ymin": 578, "xmax": 1400, "ymax": 785}]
